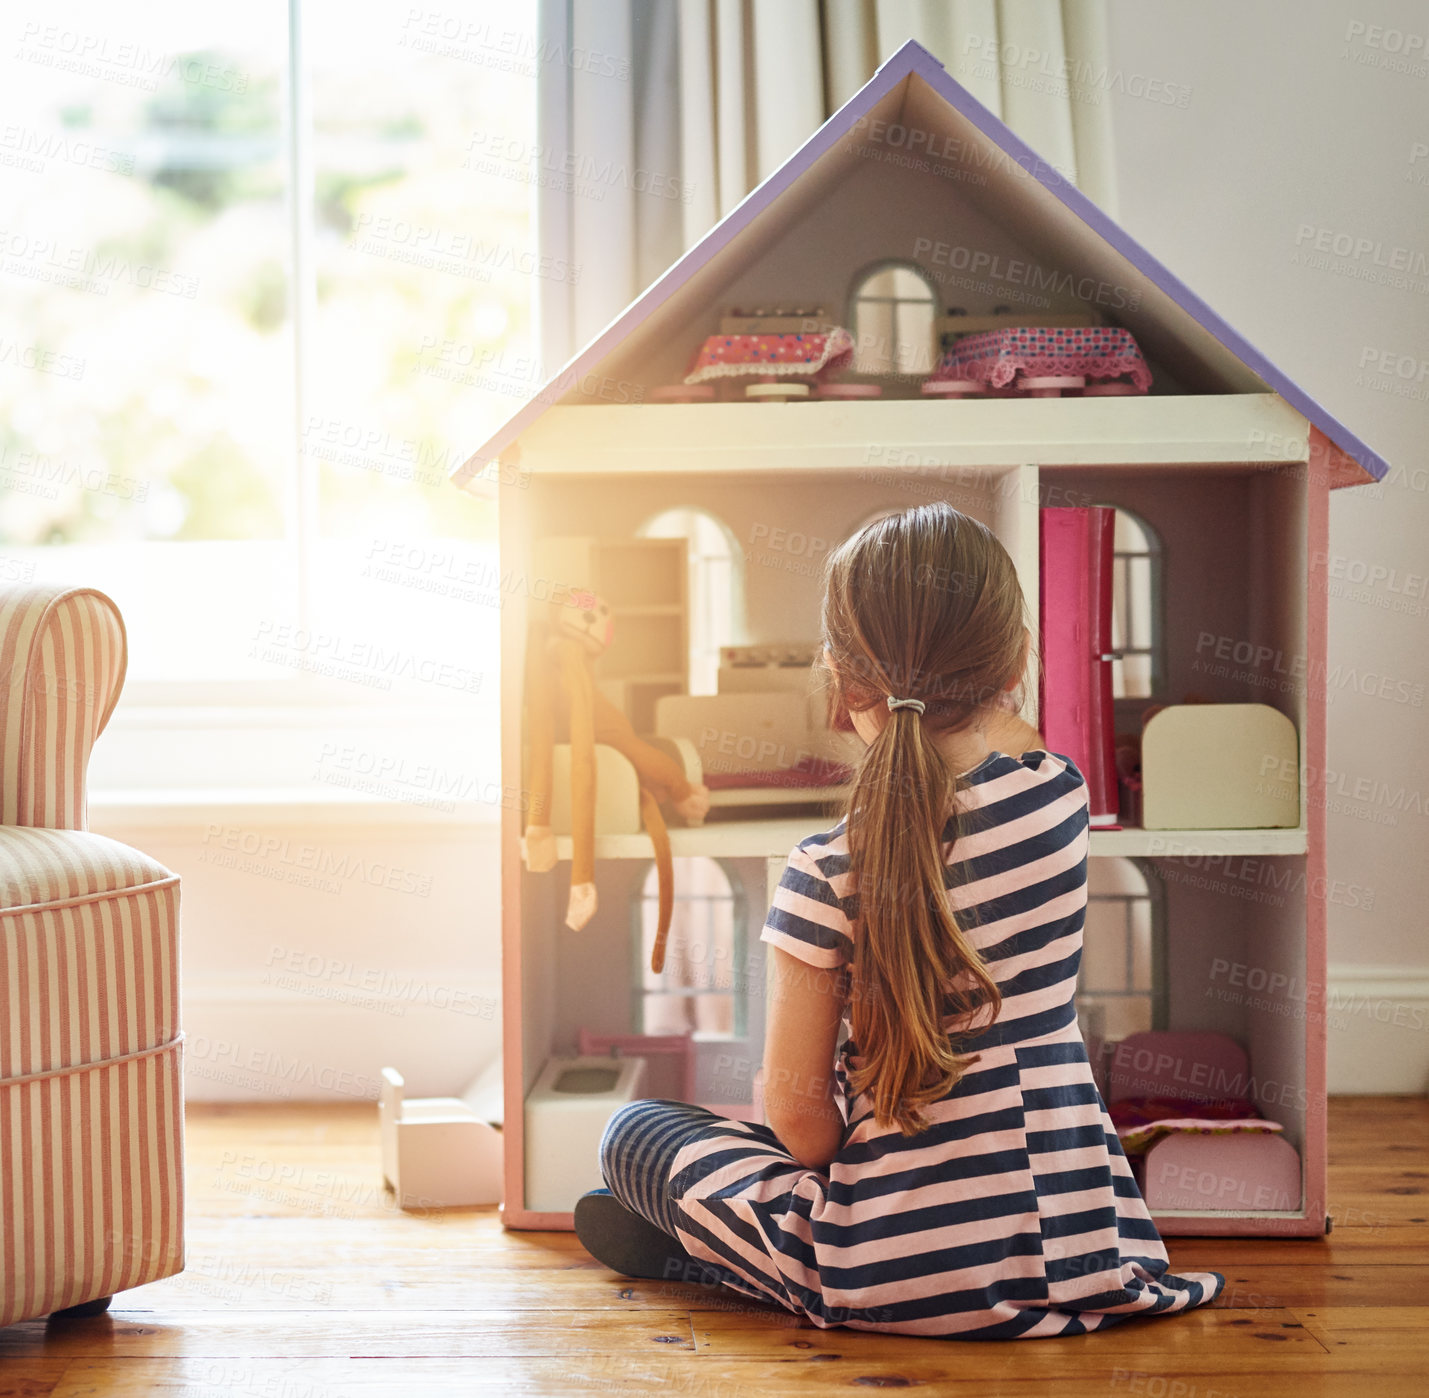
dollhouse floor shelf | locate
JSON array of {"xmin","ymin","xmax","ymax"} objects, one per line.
[
  {"xmin": 496, "ymin": 394, "xmax": 1310, "ymax": 478},
  {"xmin": 1152, "ymin": 1208, "xmax": 1318, "ymax": 1237},
  {"xmin": 554, "ymin": 818, "xmax": 833, "ymax": 861},
  {"xmin": 1091, "ymin": 825, "xmax": 1307, "ymax": 857},
  {"xmin": 554, "ymin": 821, "xmax": 1309, "ymax": 862}
]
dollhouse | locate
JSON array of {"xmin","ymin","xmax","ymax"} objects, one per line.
[{"xmin": 451, "ymin": 41, "xmax": 1388, "ymax": 1235}]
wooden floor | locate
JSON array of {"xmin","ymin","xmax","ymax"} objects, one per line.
[{"xmin": 3, "ymin": 1098, "xmax": 1426, "ymax": 1396}]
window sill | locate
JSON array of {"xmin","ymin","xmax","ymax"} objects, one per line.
[
  {"xmin": 88, "ymin": 787, "xmax": 500, "ymax": 831},
  {"xmin": 110, "ymin": 698, "xmax": 484, "ymax": 726},
  {"xmin": 89, "ymin": 702, "xmax": 497, "ymax": 803}
]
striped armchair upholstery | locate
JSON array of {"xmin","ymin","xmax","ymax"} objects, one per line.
[{"xmin": 0, "ymin": 585, "xmax": 184, "ymax": 1326}]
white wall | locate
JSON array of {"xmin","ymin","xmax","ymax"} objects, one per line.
[
  {"xmin": 91, "ymin": 1, "xmax": 1426, "ymax": 1102},
  {"xmin": 89, "ymin": 709, "xmax": 505, "ymax": 1103},
  {"xmin": 88, "ymin": 804, "xmax": 502, "ymax": 1103},
  {"xmin": 1104, "ymin": 0, "xmax": 1429, "ymax": 1089}
]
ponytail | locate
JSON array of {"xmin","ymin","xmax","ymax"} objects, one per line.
[
  {"xmin": 846, "ymin": 704, "xmax": 1001, "ymax": 1135},
  {"xmin": 821, "ymin": 502, "xmax": 1025, "ymax": 1136}
]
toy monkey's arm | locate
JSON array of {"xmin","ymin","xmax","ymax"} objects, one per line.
[{"xmin": 591, "ymin": 687, "xmax": 707, "ymax": 814}]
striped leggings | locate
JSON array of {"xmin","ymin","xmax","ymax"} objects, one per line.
[
  {"xmin": 599, "ymin": 1098, "xmax": 826, "ymax": 1310},
  {"xmin": 597, "ymin": 1098, "xmax": 725, "ymax": 1239}
]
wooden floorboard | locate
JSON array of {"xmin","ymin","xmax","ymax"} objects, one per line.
[{"xmin": 2, "ymin": 1097, "xmax": 1423, "ymax": 1395}]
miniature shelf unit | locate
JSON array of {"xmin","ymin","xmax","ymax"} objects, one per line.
[
  {"xmin": 456, "ymin": 41, "xmax": 1387, "ymax": 1237},
  {"xmin": 487, "ymin": 416, "xmax": 1330, "ymax": 1236},
  {"xmin": 533, "ymin": 535, "xmax": 689, "ymax": 732}
]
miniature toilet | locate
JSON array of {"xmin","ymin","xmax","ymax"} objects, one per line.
[{"xmin": 523, "ymin": 1054, "xmax": 647, "ymax": 1214}]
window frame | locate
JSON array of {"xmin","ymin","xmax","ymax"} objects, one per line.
[
  {"xmin": 636, "ymin": 506, "xmax": 744, "ymax": 698},
  {"xmin": 1076, "ymin": 856, "xmax": 1169, "ymax": 1035},
  {"xmin": 1100, "ymin": 503, "xmax": 1166, "ymax": 703},
  {"xmin": 7, "ymin": 0, "xmax": 504, "ymax": 728},
  {"xmin": 631, "ymin": 856, "xmax": 748, "ymax": 1042},
  {"xmin": 845, "ymin": 258, "xmax": 939, "ymax": 378}
]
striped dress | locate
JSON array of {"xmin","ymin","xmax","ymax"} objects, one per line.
[{"xmin": 665, "ymin": 750, "xmax": 1225, "ymax": 1339}]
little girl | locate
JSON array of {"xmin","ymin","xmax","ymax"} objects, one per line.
[{"xmin": 575, "ymin": 502, "xmax": 1224, "ymax": 1340}]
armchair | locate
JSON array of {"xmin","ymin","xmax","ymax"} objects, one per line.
[{"xmin": 0, "ymin": 584, "xmax": 184, "ymax": 1325}]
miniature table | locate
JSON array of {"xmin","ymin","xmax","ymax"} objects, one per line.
[{"xmin": 929, "ymin": 325, "xmax": 1152, "ymax": 393}]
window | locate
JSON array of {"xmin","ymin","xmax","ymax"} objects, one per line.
[
  {"xmin": 2, "ymin": 4, "xmax": 292, "ymax": 686},
  {"xmin": 638, "ymin": 508, "xmax": 739, "ymax": 696},
  {"xmin": 1075, "ymin": 857, "xmax": 1166, "ymax": 1047},
  {"xmin": 1, "ymin": 0, "xmax": 535, "ymax": 727},
  {"xmin": 1105, "ymin": 506, "xmax": 1163, "ymax": 700},
  {"xmin": 848, "ymin": 262, "xmax": 936, "ymax": 376},
  {"xmin": 635, "ymin": 857, "xmax": 743, "ymax": 1038}
]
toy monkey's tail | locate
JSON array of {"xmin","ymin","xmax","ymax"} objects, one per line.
[{"xmin": 639, "ymin": 788, "xmax": 674, "ymax": 974}]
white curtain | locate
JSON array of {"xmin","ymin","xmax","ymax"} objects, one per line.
[{"xmin": 537, "ymin": 0, "xmax": 1118, "ymax": 366}]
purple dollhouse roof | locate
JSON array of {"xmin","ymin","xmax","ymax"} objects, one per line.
[{"xmin": 453, "ymin": 39, "xmax": 1388, "ymax": 490}]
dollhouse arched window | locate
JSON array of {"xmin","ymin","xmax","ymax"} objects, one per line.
[
  {"xmin": 1076, "ymin": 857, "xmax": 1167, "ymax": 1055},
  {"xmin": 1104, "ymin": 506, "xmax": 1164, "ymax": 700},
  {"xmin": 848, "ymin": 506, "xmax": 901, "ymax": 535},
  {"xmin": 638, "ymin": 508, "xmax": 740, "ymax": 696},
  {"xmin": 635, "ymin": 856, "xmax": 744, "ymax": 1039},
  {"xmin": 848, "ymin": 262, "xmax": 937, "ymax": 376}
]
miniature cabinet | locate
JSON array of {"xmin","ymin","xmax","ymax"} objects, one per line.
[{"xmin": 455, "ymin": 41, "xmax": 1386, "ymax": 1235}]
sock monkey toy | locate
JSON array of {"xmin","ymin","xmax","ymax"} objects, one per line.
[{"xmin": 521, "ymin": 588, "xmax": 710, "ymax": 973}]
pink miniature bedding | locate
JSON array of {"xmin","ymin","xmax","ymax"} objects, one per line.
[
  {"xmin": 1108, "ymin": 1094, "xmax": 1285, "ymax": 1156},
  {"xmin": 931, "ymin": 325, "xmax": 1152, "ymax": 391},
  {"xmin": 702, "ymin": 754, "xmax": 852, "ymax": 790},
  {"xmin": 684, "ymin": 328, "xmax": 855, "ymax": 383}
]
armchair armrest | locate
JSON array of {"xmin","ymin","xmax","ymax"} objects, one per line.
[{"xmin": 0, "ymin": 585, "xmax": 126, "ymax": 830}]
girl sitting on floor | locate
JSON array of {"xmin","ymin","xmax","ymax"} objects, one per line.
[{"xmin": 575, "ymin": 501, "xmax": 1223, "ymax": 1340}]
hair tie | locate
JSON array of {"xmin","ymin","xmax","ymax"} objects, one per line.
[{"xmin": 886, "ymin": 695, "xmax": 926, "ymax": 715}]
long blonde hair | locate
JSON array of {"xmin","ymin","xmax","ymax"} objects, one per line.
[{"xmin": 822, "ymin": 503, "xmax": 1030, "ymax": 1134}]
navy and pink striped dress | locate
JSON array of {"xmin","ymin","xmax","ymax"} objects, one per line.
[{"xmin": 665, "ymin": 749, "xmax": 1224, "ymax": 1339}]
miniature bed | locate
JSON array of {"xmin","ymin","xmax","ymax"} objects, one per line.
[{"xmin": 1107, "ymin": 1031, "xmax": 1303, "ymax": 1215}]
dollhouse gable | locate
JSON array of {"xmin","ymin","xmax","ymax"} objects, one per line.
[{"xmin": 453, "ymin": 39, "xmax": 1388, "ymax": 492}]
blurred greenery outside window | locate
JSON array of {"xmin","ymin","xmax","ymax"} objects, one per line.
[{"xmin": 1, "ymin": 1, "xmax": 536, "ymax": 710}]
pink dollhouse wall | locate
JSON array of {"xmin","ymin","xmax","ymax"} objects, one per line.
[
  {"xmin": 1049, "ymin": 466, "xmax": 1305, "ymax": 728},
  {"xmin": 1037, "ymin": 460, "xmax": 1314, "ymax": 1187}
]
